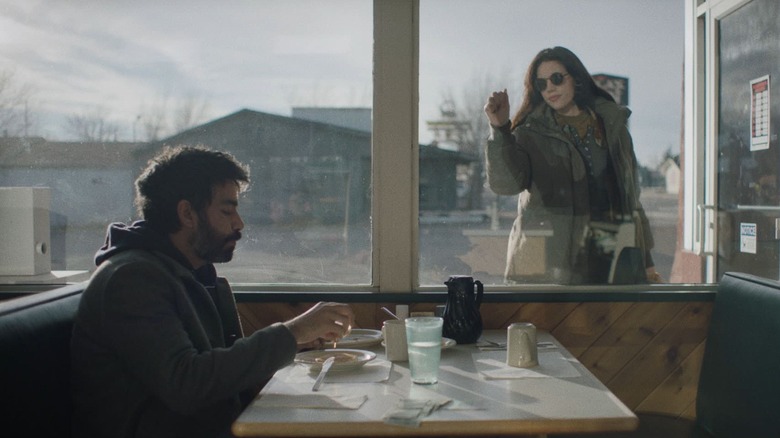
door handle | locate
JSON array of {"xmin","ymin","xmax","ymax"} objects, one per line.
[{"xmin": 696, "ymin": 204, "xmax": 716, "ymax": 256}]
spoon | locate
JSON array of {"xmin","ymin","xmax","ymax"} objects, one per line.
[
  {"xmin": 478, "ymin": 339, "xmax": 507, "ymax": 348},
  {"xmin": 381, "ymin": 306, "xmax": 400, "ymax": 320}
]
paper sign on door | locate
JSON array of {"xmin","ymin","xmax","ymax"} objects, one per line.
[{"xmin": 740, "ymin": 223, "xmax": 757, "ymax": 254}]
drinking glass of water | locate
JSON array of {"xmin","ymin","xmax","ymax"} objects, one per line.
[{"xmin": 405, "ymin": 316, "xmax": 443, "ymax": 384}]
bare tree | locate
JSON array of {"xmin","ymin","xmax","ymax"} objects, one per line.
[
  {"xmin": 439, "ymin": 66, "xmax": 515, "ymax": 211},
  {"xmin": 172, "ymin": 93, "xmax": 210, "ymax": 133},
  {"xmin": 20, "ymin": 98, "xmax": 39, "ymax": 137},
  {"xmin": 133, "ymin": 91, "xmax": 212, "ymax": 141},
  {"xmin": 65, "ymin": 106, "xmax": 120, "ymax": 142},
  {"xmin": 0, "ymin": 70, "xmax": 38, "ymax": 137},
  {"xmin": 139, "ymin": 97, "xmax": 168, "ymax": 142}
]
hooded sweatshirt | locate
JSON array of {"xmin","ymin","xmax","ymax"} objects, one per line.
[{"xmin": 71, "ymin": 221, "xmax": 297, "ymax": 438}]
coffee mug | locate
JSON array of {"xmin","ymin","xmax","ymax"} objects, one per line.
[{"xmin": 506, "ymin": 322, "xmax": 538, "ymax": 368}]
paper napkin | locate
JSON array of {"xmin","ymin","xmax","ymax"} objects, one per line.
[{"xmin": 383, "ymin": 398, "xmax": 452, "ymax": 427}]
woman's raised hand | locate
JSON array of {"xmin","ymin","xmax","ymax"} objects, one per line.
[{"xmin": 484, "ymin": 89, "xmax": 510, "ymax": 127}]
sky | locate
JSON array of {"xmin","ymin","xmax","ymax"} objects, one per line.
[{"xmin": 0, "ymin": 0, "xmax": 684, "ymax": 166}]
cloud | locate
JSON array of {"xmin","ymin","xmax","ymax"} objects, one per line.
[{"xmin": 0, "ymin": 0, "xmax": 682, "ymax": 165}]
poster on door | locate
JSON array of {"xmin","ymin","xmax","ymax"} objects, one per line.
[
  {"xmin": 740, "ymin": 223, "xmax": 757, "ymax": 254},
  {"xmin": 750, "ymin": 75, "xmax": 770, "ymax": 151}
]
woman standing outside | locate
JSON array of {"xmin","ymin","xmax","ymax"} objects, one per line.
[{"xmin": 484, "ymin": 46, "xmax": 662, "ymax": 284}]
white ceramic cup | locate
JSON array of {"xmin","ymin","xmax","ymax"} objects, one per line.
[
  {"xmin": 383, "ymin": 319, "xmax": 408, "ymax": 361},
  {"xmin": 506, "ymin": 322, "xmax": 539, "ymax": 368}
]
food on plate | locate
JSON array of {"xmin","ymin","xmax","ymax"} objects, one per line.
[{"xmin": 314, "ymin": 352, "xmax": 359, "ymax": 364}]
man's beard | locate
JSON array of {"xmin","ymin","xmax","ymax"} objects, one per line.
[{"xmin": 191, "ymin": 218, "xmax": 242, "ymax": 264}]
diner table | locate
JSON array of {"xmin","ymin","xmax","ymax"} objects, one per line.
[{"xmin": 232, "ymin": 329, "xmax": 638, "ymax": 437}]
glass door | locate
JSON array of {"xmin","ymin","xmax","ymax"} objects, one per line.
[{"xmin": 715, "ymin": 0, "xmax": 780, "ymax": 281}]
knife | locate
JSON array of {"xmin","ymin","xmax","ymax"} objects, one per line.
[{"xmin": 311, "ymin": 356, "xmax": 335, "ymax": 391}]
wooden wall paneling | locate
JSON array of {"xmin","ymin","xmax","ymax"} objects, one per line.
[
  {"xmin": 550, "ymin": 302, "xmax": 634, "ymax": 357},
  {"xmin": 239, "ymin": 302, "xmax": 379, "ymax": 336},
  {"xmin": 470, "ymin": 302, "xmax": 585, "ymax": 333},
  {"xmin": 577, "ymin": 302, "xmax": 688, "ymax": 383},
  {"xmin": 408, "ymin": 303, "xmax": 443, "ymax": 317},
  {"xmin": 477, "ymin": 303, "xmax": 526, "ymax": 329},
  {"xmin": 349, "ymin": 303, "xmax": 378, "ymax": 329},
  {"xmin": 237, "ymin": 302, "xmax": 304, "ymax": 334},
  {"xmin": 605, "ymin": 302, "xmax": 712, "ymax": 410},
  {"xmin": 237, "ymin": 305, "xmax": 261, "ymax": 334},
  {"xmin": 636, "ymin": 340, "xmax": 706, "ymax": 418},
  {"xmin": 680, "ymin": 398, "xmax": 697, "ymax": 419},
  {"xmin": 374, "ymin": 302, "xmax": 398, "ymax": 327},
  {"xmin": 512, "ymin": 303, "xmax": 579, "ymax": 332}
]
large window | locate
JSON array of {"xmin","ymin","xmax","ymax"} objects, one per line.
[
  {"xmin": 417, "ymin": 0, "xmax": 685, "ymax": 285},
  {"xmin": 0, "ymin": 1, "xmax": 373, "ymax": 285},
  {"xmin": 2, "ymin": 1, "xmax": 703, "ymax": 290}
]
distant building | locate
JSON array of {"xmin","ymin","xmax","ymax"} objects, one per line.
[
  {"xmin": 424, "ymin": 100, "xmax": 480, "ymax": 210},
  {"xmin": 659, "ymin": 156, "xmax": 681, "ymax": 194},
  {"xmin": 149, "ymin": 108, "xmax": 371, "ymax": 225},
  {"xmin": 292, "ymin": 107, "xmax": 371, "ymax": 132},
  {"xmin": 0, "ymin": 137, "xmax": 147, "ymax": 227},
  {"xmin": 1, "ymin": 108, "xmax": 475, "ymax": 232},
  {"xmin": 155, "ymin": 108, "xmax": 474, "ymax": 220},
  {"xmin": 425, "ymin": 100, "xmax": 470, "ymax": 152}
]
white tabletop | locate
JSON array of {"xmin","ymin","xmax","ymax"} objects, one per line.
[{"xmin": 232, "ymin": 330, "xmax": 638, "ymax": 437}]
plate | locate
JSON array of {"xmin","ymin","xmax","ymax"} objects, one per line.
[
  {"xmin": 332, "ymin": 329, "xmax": 383, "ymax": 348},
  {"xmin": 441, "ymin": 337, "xmax": 457, "ymax": 349},
  {"xmin": 381, "ymin": 337, "xmax": 456, "ymax": 349},
  {"xmin": 295, "ymin": 349, "xmax": 377, "ymax": 372}
]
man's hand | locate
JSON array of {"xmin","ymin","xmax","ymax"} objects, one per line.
[
  {"xmin": 283, "ymin": 302, "xmax": 355, "ymax": 347},
  {"xmin": 484, "ymin": 88, "xmax": 510, "ymax": 127}
]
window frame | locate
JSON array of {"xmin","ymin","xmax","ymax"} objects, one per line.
[
  {"xmin": 684, "ymin": 0, "xmax": 754, "ymax": 283},
  {"xmin": 370, "ymin": 0, "xmax": 712, "ymax": 295},
  {"xmin": 0, "ymin": 0, "xmax": 721, "ymax": 298}
]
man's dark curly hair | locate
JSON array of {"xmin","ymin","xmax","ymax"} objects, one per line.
[{"xmin": 135, "ymin": 145, "xmax": 250, "ymax": 234}]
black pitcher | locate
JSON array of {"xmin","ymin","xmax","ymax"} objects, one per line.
[{"xmin": 442, "ymin": 275, "xmax": 483, "ymax": 344}]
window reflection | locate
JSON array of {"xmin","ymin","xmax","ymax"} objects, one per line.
[
  {"xmin": 0, "ymin": 1, "xmax": 372, "ymax": 284},
  {"xmin": 418, "ymin": 0, "xmax": 684, "ymax": 285}
]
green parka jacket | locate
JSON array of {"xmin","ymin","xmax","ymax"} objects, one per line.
[{"xmin": 485, "ymin": 97, "xmax": 654, "ymax": 284}]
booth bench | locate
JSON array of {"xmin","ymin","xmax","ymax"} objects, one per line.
[{"xmin": 0, "ymin": 282, "xmax": 85, "ymax": 438}]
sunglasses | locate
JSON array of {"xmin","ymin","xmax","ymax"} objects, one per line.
[{"xmin": 534, "ymin": 72, "xmax": 569, "ymax": 92}]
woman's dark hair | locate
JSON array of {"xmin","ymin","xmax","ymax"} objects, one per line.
[
  {"xmin": 135, "ymin": 145, "xmax": 250, "ymax": 233},
  {"xmin": 511, "ymin": 46, "xmax": 615, "ymax": 129}
]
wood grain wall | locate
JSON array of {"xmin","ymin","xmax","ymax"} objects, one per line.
[{"xmin": 237, "ymin": 300, "xmax": 712, "ymax": 420}]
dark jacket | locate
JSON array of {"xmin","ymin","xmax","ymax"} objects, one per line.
[
  {"xmin": 486, "ymin": 98, "xmax": 654, "ymax": 284},
  {"xmin": 71, "ymin": 221, "xmax": 297, "ymax": 438}
]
